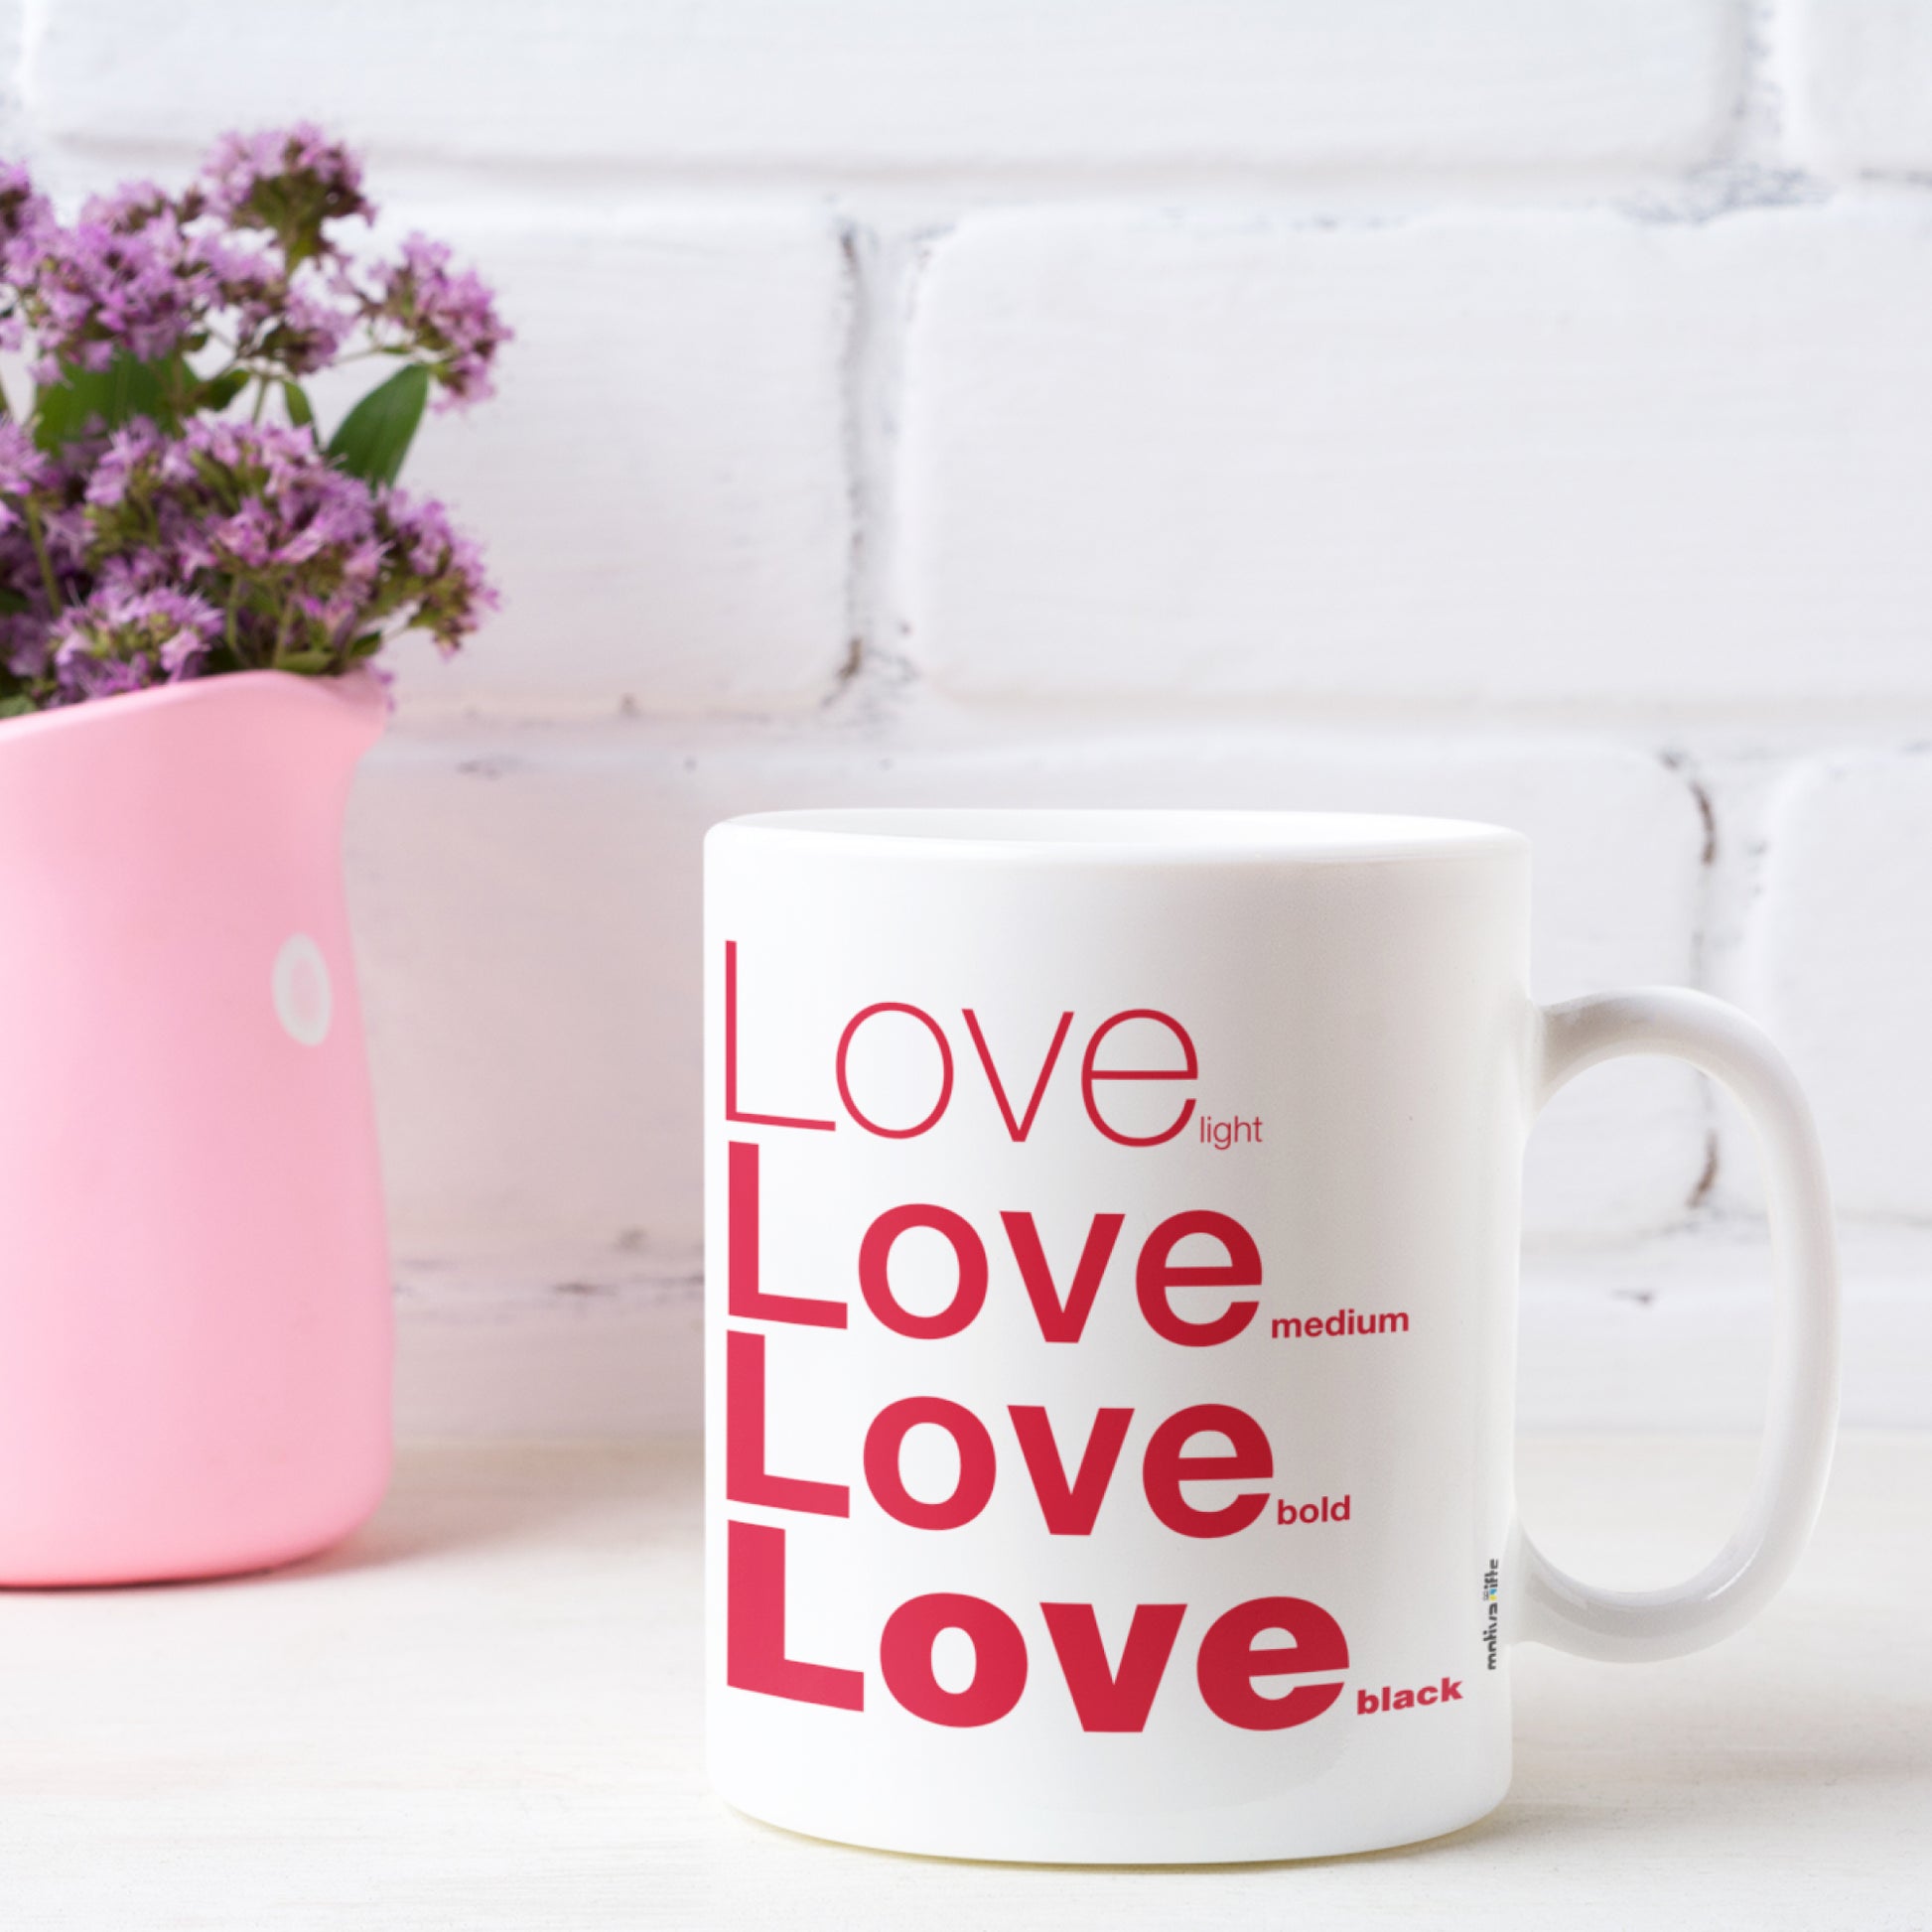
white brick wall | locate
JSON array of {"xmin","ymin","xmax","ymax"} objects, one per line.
[
  {"xmin": 386, "ymin": 208, "xmax": 854, "ymax": 715},
  {"xmin": 1789, "ymin": 0, "xmax": 1932, "ymax": 175},
  {"xmin": 1746, "ymin": 752, "xmax": 1932, "ymax": 1219},
  {"xmin": 4, "ymin": 0, "xmax": 1927, "ymax": 1431},
  {"xmin": 903, "ymin": 205, "xmax": 1932, "ymax": 704},
  {"xmin": 30, "ymin": 1, "xmax": 1739, "ymax": 173}
]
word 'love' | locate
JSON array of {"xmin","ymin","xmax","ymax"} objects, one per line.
[{"xmin": 719, "ymin": 939, "xmax": 1371, "ymax": 1737}]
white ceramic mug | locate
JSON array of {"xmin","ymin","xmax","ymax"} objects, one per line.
[{"xmin": 703, "ymin": 809, "xmax": 1838, "ymax": 1863}]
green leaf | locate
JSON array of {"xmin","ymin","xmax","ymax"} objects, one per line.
[
  {"xmin": 282, "ymin": 380, "xmax": 316, "ymax": 429},
  {"xmin": 327, "ymin": 363, "xmax": 430, "ymax": 486},
  {"xmin": 33, "ymin": 352, "xmax": 180, "ymax": 451},
  {"xmin": 198, "ymin": 369, "xmax": 251, "ymax": 414},
  {"xmin": 274, "ymin": 647, "xmax": 339, "ymax": 674},
  {"xmin": 0, "ymin": 694, "xmax": 38, "ymax": 720}
]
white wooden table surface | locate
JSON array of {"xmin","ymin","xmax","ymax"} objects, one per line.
[{"xmin": 1, "ymin": 1435, "xmax": 1926, "ymax": 1930}]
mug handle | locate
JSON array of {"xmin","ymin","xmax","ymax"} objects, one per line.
[{"xmin": 1516, "ymin": 989, "xmax": 1841, "ymax": 1662}]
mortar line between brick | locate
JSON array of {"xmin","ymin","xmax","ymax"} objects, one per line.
[
  {"xmin": 1741, "ymin": 0, "xmax": 1800, "ymax": 169},
  {"xmin": 833, "ymin": 221, "xmax": 872, "ymax": 695},
  {"xmin": 29, "ymin": 136, "xmax": 1865, "ymax": 211},
  {"xmin": 822, "ymin": 219, "xmax": 945, "ymax": 724},
  {"xmin": 1657, "ymin": 744, "xmax": 1728, "ymax": 1220},
  {"xmin": 376, "ymin": 695, "xmax": 1932, "ymax": 745}
]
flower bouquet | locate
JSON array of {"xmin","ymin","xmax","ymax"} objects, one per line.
[
  {"xmin": 0, "ymin": 124, "xmax": 504, "ymax": 709},
  {"xmin": 0, "ymin": 130, "xmax": 508, "ymax": 1586}
]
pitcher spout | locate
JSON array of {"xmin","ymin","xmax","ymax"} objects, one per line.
[{"xmin": 310, "ymin": 663, "xmax": 391, "ymax": 753}]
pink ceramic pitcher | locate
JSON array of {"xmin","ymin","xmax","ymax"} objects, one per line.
[{"xmin": 0, "ymin": 668, "xmax": 392, "ymax": 1585}]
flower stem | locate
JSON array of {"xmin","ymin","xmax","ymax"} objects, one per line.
[{"xmin": 24, "ymin": 501, "xmax": 63, "ymax": 613}]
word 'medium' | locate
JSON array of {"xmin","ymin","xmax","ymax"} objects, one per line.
[
  {"xmin": 1272, "ymin": 1308, "xmax": 1410, "ymax": 1339},
  {"xmin": 720, "ymin": 942, "xmax": 1430, "ymax": 1737}
]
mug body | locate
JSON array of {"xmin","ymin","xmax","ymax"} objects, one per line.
[
  {"xmin": 705, "ymin": 808, "xmax": 1532, "ymax": 1863},
  {"xmin": 0, "ymin": 672, "xmax": 392, "ymax": 1585}
]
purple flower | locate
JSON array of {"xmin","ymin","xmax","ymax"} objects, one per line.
[
  {"xmin": 13, "ymin": 195, "xmax": 224, "ymax": 375},
  {"xmin": 259, "ymin": 271, "xmax": 357, "ymax": 374},
  {"xmin": 97, "ymin": 417, "xmax": 384, "ymax": 596},
  {"xmin": 0, "ymin": 420, "xmax": 56, "ymax": 516},
  {"xmin": 46, "ymin": 583, "xmax": 222, "ymax": 700},
  {"xmin": 0, "ymin": 160, "xmax": 53, "ymax": 277},
  {"xmin": 201, "ymin": 124, "xmax": 371, "ymax": 265},
  {"xmin": 85, "ymin": 418, "xmax": 168, "ymax": 507},
  {"xmin": 0, "ymin": 128, "xmax": 503, "ymax": 715},
  {"xmin": 0, "ymin": 160, "xmax": 53, "ymax": 348},
  {"xmin": 0, "ymin": 160, "xmax": 49, "ymax": 250},
  {"xmin": 376, "ymin": 483, "xmax": 498, "ymax": 651},
  {"xmin": 0, "ymin": 610, "xmax": 50, "ymax": 679},
  {"xmin": 204, "ymin": 123, "xmax": 368, "ymax": 216},
  {"xmin": 370, "ymin": 233, "xmax": 512, "ymax": 407}
]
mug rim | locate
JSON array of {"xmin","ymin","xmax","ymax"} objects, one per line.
[{"xmin": 710, "ymin": 807, "xmax": 1527, "ymax": 864}]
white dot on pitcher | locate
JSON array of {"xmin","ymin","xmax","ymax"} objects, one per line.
[{"xmin": 272, "ymin": 933, "xmax": 334, "ymax": 1047}]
